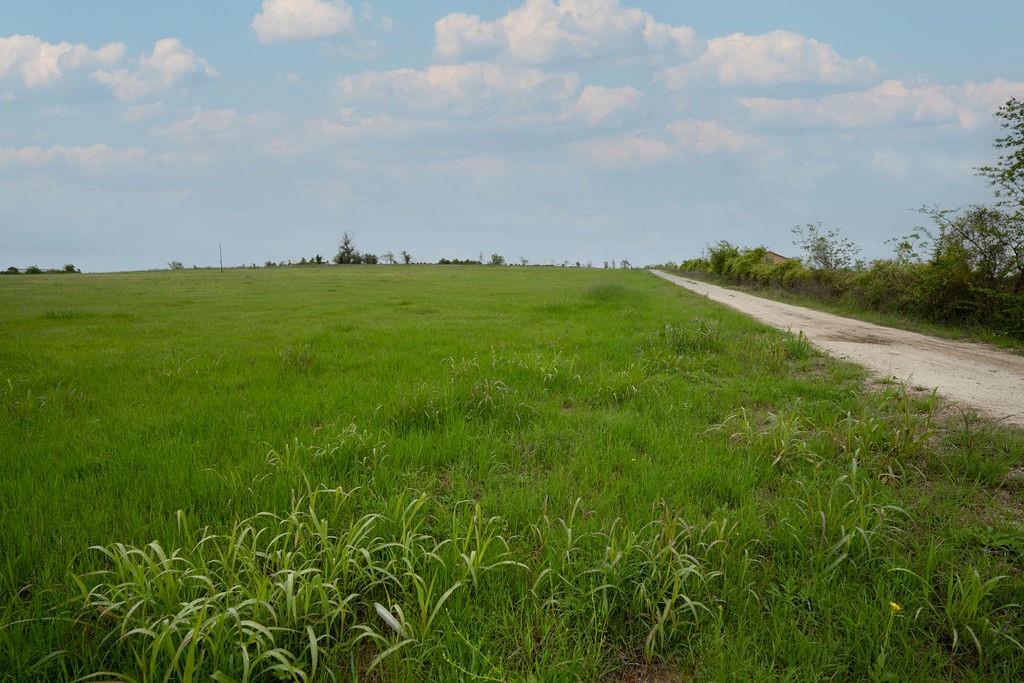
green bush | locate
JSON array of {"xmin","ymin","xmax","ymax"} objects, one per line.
[
  {"xmin": 679, "ymin": 257, "xmax": 709, "ymax": 271},
  {"xmin": 707, "ymin": 241, "xmax": 739, "ymax": 274},
  {"xmin": 680, "ymin": 233, "xmax": 1024, "ymax": 339}
]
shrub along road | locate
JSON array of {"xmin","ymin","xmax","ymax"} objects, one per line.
[{"xmin": 653, "ymin": 269, "xmax": 1024, "ymax": 426}]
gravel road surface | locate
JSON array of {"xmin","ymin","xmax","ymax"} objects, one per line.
[{"xmin": 652, "ymin": 269, "xmax": 1024, "ymax": 427}]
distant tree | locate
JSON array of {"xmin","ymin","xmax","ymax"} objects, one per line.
[
  {"xmin": 519, "ymin": 257, "xmax": 528, "ymax": 266},
  {"xmin": 63, "ymin": 264, "xmax": 79, "ymax": 273},
  {"xmin": 574, "ymin": 261, "xmax": 581, "ymax": 268},
  {"xmin": 478, "ymin": 251, "xmax": 484, "ymax": 264},
  {"xmin": 603, "ymin": 261, "xmax": 609, "ymax": 269},
  {"xmin": 586, "ymin": 261, "xmax": 592, "ymax": 268},
  {"xmin": 299, "ymin": 257, "xmax": 308, "ymax": 265},
  {"xmin": 620, "ymin": 259, "xmax": 631, "ymax": 269},
  {"xmin": 489, "ymin": 253, "xmax": 505, "ymax": 266},
  {"xmin": 168, "ymin": 261, "xmax": 184, "ymax": 270},
  {"xmin": 791, "ymin": 223, "xmax": 859, "ymax": 271},
  {"xmin": 382, "ymin": 251, "xmax": 395, "ymax": 265},
  {"xmin": 25, "ymin": 265, "xmax": 42, "ymax": 274},
  {"xmin": 4, "ymin": 266, "xmax": 19, "ymax": 274},
  {"xmin": 335, "ymin": 232, "xmax": 361, "ymax": 264},
  {"xmin": 313, "ymin": 254, "xmax": 324, "ymax": 264},
  {"xmin": 979, "ymin": 97, "xmax": 1024, "ymax": 217},
  {"xmin": 363, "ymin": 253, "xmax": 379, "ymax": 265},
  {"xmin": 401, "ymin": 250, "xmax": 412, "ymax": 264}
]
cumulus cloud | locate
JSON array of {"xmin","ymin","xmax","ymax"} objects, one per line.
[
  {"xmin": 741, "ymin": 78, "xmax": 1024, "ymax": 129},
  {"xmin": 569, "ymin": 85, "xmax": 642, "ymax": 125},
  {"xmin": 337, "ymin": 63, "xmax": 644, "ymax": 128},
  {"xmin": 337, "ymin": 62, "xmax": 580, "ymax": 114},
  {"xmin": 92, "ymin": 38, "xmax": 217, "ymax": 101},
  {"xmin": 659, "ymin": 30, "xmax": 877, "ymax": 88},
  {"xmin": 570, "ymin": 133, "xmax": 675, "ymax": 168},
  {"xmin": 0, "ymin": 34, "xmax": 125, "ymax": 88},
  {"xmin": 0, "ymin": 144, "xmax": 147, "ymax": 171},
  {"xmin": 252, "ymin": 0, "xmax": 355, "ymax": 44},
  {"xmin": 667, "ymin": 119, "xmax": 759, "ymax": 154},
  {"xmin": 434, "ymin": 0, "xmax": 701, "ymax": 64}
]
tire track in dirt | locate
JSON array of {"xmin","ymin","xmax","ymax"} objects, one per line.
[{"xmin": 652, "ymin": 269, "xmax": 1024, "ymax": 427}]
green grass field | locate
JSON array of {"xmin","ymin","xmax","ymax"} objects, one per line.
[{"xmin": 2, "ymin": 266, "xmax": 1023, "ymax": 681}]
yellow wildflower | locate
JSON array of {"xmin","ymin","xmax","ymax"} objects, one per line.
[{"xmin": 889, "ymin": 601, "xmax": 902, "ymax": 613}]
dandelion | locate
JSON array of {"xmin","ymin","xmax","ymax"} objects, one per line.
[{"xmin": 889, "ymin": 601, "xmax": 902, "ymax": 613}]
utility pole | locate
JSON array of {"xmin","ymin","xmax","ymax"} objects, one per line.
[{"xmin": 219, "ymin": 242, "xmax": 224, "ymax": 273}]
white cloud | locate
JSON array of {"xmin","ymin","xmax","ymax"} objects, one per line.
[
  {"xmin": 338, "ymin": 62, "xmax": 580, "ymax": 114},
  {"xmin": 571, "ymin": 117, "xmax": 761, "ymax": 168},
  {"xmin": 434, "ymin": 0, "xmax": 701, "ymax": 64},
  {"xmin": 155, "ymin": 109, "xmax": 285, "ymax": 146},
  {"xmin": 570, "ymin": 133, "xmax": 675, "ymax": 168},
  {"xmin": 0, "ymin": 34, "xmax": 125, "ymax": 88},
  {"xmin": 0, "ymin": 144, "xmax": 147, "ymax": 171},
  {"xmin": 252, "ymin": 0, "xmax": 354, "ymax": 44},
  {"xmin": 93, "ymin": 38, "xmax": 217, "ymax": 101},
  {"xmin": 741, "ymin": 78, "xmax": 1024, "ymax": 129},
  {"xmin": 659, "ymin": 30, "xmax": 877, "ymax": 88},
  {"xmin": 569, "ymin": 85, "xmax": 642, "ymax": 125},
  {"xmin": 158, "ymin": 108, "xmax": 238, "ymax": 137},
  {"xmin": 337, "ymin": 62, "xmax": 645, "ymax": 127},
  {"xmin": 667, "ymin": 118, "xmax": 759, "ymax": 154}
]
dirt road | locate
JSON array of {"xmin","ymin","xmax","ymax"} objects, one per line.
[{"xmin": 652, "ymin": 270, "xmax": 1024, "ymax": 427}]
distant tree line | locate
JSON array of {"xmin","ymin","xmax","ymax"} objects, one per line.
[
  {"xmin": 3, "ymin": 264, "xmax": 79, "ymax": 274},
  {"xmin": 201, "ymin": 231, "xmax": 639, "ymax": 271},
  {"xmin": 675, "ymin": 97, "xmax": 1024, "ymax": 340}
]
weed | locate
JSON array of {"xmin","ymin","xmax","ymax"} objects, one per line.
[
  {"xmin": 784, "ymin": 329, "xmax": 814, "ymax": 361},
  {"xmin": 650, "ymin": 320, "xmax": 722, "ymax": 356},
  {"xmin": 279, "ymin": 343, "xmax": 317, "ymax": 373}
]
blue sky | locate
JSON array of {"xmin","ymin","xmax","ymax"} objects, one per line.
[{"xmin": 3, "ymin": 1, "xmax": 1024, "ymax": 271}]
